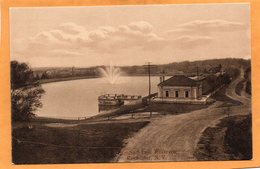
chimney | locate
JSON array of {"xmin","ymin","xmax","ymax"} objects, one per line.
[
  {"xmin": 160, "ymin": 69, "xmax": 165, "ymax": 83},
  {"xmin": 160, "ymin": 76, "xmax": 165, "ymax": 83}
]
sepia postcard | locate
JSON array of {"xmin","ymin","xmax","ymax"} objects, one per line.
[{"xmin": 1, "ymin": 0, "xmax": 260, "ymax": 169}]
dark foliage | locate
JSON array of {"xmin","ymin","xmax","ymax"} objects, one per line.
[
  {"xmin": 202, "ymin": 73, "xmax": 231, "ymax": 94},
  {"xmin": 225, "ymin": 115, "xmax": 252, "ymax": 160},
  {"xmin": 244, "ymin": 67, "xmax": 251, "ymax": 79},
  {"xmin": 244, "ymin": 67, "xmax": 251, "ymax": 95},
  {"xmin": 40, "ymin": 71, "xmax": 49, "ymax": 79},
  {"xmin": 246, "ymin": 81, "xmax": 251, "ymax": 95},
  {"xmin": 225, "ymin": 67, "xmax": 240, "ymax": 80},
  {"xmin": 11, "ymin": 61, "xmax": 35, "ymax": 89},
  {"xmin": 11, "ymin": 61, "xmax": 45, "ymax": 122}
]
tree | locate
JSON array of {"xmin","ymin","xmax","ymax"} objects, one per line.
[
  {"xmin": 41, "ymin": 71, "xmax": 49, "ymax": 79},
  {"xmin": 218, "ymin": 64, "xmax": 222, "ymax": 72},
  {"xmin": 11, "ymin": 61, "xmax": 35, "ymax": 89},
  {"xmin": 11, "ymin": 61, "xmax": 45, "ymax": 122}
]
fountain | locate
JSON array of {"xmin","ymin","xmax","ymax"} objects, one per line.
[{"xmin": 99, "ymin": 63, "xmax": 122, "ymax": 84}]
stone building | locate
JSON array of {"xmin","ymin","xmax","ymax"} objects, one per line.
[{"xmin": 157, "ymin": 75, "xmax": 202, "ymax": 100}]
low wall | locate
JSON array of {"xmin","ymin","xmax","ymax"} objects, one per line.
[{"xmin": 152, "ymin": 98, "xmax": 207, "ymax": 105}]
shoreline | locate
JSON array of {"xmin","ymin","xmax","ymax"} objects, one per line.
[
  {"xmin": 38, "ymin": 74, "xmax": 178, "ymax": 85},
  {"xmin": 39, "ymin": 75, "xmax": 99, "ymax": 85}
]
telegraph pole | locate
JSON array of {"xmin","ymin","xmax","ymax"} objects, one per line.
[
  {"xmin": 146, "ymin": 62, "xmax": 151, "ymax": 105},
  {"xmin": 196, "ymin": 66, "xmax": 199, "ymax": 79},
  {"xmin": 145, "ymin": 62, "xmax": 156, "ymax": 105},
  {"xmin": 148, "ymin": 62, "xmax": 151, "ymax": 103}
]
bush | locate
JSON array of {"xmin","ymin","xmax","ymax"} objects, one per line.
[{"xmin": 225, "ymin": 115, "xmax": 252, "ymax": 159}]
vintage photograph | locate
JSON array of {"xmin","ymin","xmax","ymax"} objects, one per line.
[{"xmin": 10, "ymin": 3, "xmax": 252, "ymax": 164}]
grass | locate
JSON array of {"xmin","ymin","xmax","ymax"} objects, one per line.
[
  {"xmin": 235, "ymin": 79, "xmax": 245, "ymax": 96},
  {"xmin": 142, "ymin": 102, "xmax": 208, "ymax": 114},
  {"xmin": 211, "ymin": 85, "xmax": 241, "ymax": 107},
  {"xmin": 195, "ymin": 114, "xmax": 252, "ymax": 160},
  {"xmin": 12, "ymin": 121, "xmax": 149, "ymax": 164}
]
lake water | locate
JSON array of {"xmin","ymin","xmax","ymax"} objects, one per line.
[{"xmin": 36, "ymin": 76, "xmax": 161, "ymax": 119}]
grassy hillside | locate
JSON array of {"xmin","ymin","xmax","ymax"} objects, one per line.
[{"xmin": 12, "ymin": 121, "xmax": 149, "ymax": 164}]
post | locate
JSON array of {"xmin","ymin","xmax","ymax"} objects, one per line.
[
  {"xmin": 148, "ymin": 62, "xmax": 151, "ymax": 104},
  {"xmin": 161, "ymin": 69, "xmax": 165, "ymax": 103},
  {"xmin": 196, "ymin": 66, "xmax": 199, "ymax": 80},
  {"xmin": 72, "ymin": 66, "xmax": 75, "ymax": 76}
]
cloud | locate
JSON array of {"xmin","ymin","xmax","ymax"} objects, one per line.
[
  {"xmin": 14, "ymin": 21, "xmax": 168, "ymax": 56},
  {"xmin": 50, "ymin": 49, "xmax": 83, "ymax": 57},
  {"xmin": 173, "ymin": 35, "xmax": 213, "ymax": 49},
  {"xmin": 179, "ymin": 20, "xmax": 247, "ymax": 31},
  {"xmin": 166, "ymin": 20, "xmax": 248, "ymax": 37},
  {"xmin": 12, "ymin": 20, "xmax": 249, "ymax": 60},
  {"xmin": 58, "ymin": 22, "xmax": 87, "ymax": 34},
  {"xmin": 128, "ymin": 21, "xmax": 153, "ymax": 33}
]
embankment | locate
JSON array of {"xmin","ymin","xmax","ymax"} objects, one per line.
[
  {"xmin": 12, "ymin": 120, "xmax": 149, "ymax": 164},
  {"xmin": 195, "ymin": 114, "xmax": 252, "ymax": 160}
]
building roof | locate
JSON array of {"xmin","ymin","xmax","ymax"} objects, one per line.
[
  {"xmin": 189, "ymin": 75, "xmax": 206, "ymax": 81},
  {"xmin": 158, "ymin": 75, "xmax": 198, "ymax": 87}
]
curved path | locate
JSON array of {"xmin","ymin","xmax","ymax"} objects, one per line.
[
  {"xmin": 116, "ymin": 73, "xmax": 251, "ymax": 162},
  {"xmin": 226, "ymin": 68, "xmax": 250, "ymax": 104}
]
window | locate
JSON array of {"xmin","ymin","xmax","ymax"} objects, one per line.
[
  {"xmin": 185, "ymin": 91, "xmax": 189, "ymax": 98},
  {"xmin": 175, "ymin": 91, "xmax": 179, "ymax": 98},
  {"xmin": 165, "ymin": 91, "xmax": 169, "ymax": 97}
]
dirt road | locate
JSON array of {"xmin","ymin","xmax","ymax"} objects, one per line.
[{"xmin": 116, "ymin": 74, "xmax": 251, "ymax": 162}]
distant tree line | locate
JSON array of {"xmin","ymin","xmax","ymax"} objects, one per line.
[
  {"xmin": 31, "ymin": 58, "xmax": 250, "ymax": 79},
  {"xmin": 164, "ymin": 58, "xmax": 249, "ymax": 74},
  {"xmin": 34, "ymin": 67, "xmax": 99, "ymax": 80},
  {"xmin": 122, "ymin": 58, "xmax": 250, "ymax": 75}
]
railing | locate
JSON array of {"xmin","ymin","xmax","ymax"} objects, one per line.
[{"xmin": 98, "ymin": 94, "xmax": 142, "ymax": 100}]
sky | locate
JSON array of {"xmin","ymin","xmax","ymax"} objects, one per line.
[{"xmin": 10, "ymin": 3, "xmax": 251, "ymax": 68}]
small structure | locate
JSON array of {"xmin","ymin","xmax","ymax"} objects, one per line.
[
  {"xmin": 154, "ymin": 75, "xmax": 207, "ymax": 104},
  {"xmin": 98, "ymin": 94, "xmax": 142, "ymax": 106},
  {"xmin": 98, "ymin": 97, "xmax": 124, "ymax": 106}
]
